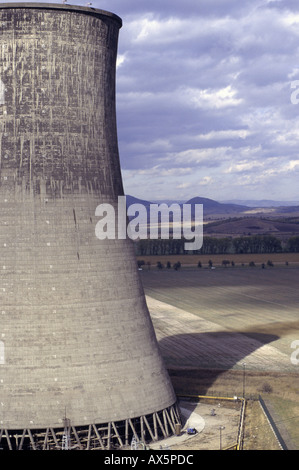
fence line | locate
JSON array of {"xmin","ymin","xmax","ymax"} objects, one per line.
[{"xmin": 258, "ymin": 395, "xmax": 287, "ymax": 450}]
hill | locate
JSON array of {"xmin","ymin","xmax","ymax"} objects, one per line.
[
  {"xmin": 125, "ymin": 195, "xmax": 153, "ymax": 208},
  {"xmin": 125, "ymin": 195, "xmax": 249, "ymax": 217},
  {"xmin": 185, "ymin": 196, "xmax": 248, "ymax": 216}
]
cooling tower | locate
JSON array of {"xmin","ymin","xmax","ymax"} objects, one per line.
[{"xmin": 0, "ymin": 3, "xmax": 179, "ymax": 450}]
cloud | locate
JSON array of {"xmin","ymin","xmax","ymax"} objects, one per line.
[
  {"xmin": 225, "ymin": 159, "xmax": 266, "ymax": 174},
  {"xmin": 179, "ymin": 85, "xmax": 243, "ymax": 110}
]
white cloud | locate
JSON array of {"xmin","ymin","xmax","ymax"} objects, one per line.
[
  {"xmin": 132, "ymin": 16, "xmax": 191, "ymax": 44},
  {"xmin": 127, "ymin": 14, "xmax": 236, "ymax": 46},
  {"xmin": 116, "ymin": 53, "xmax": 127, "ymax": 68},
  {"xmin": 179, "ymin": 85, "xmax": 243, "ymax": 110},
  {"xmin": 283, "ymin": 159, "xmax": 299, "ymax": 171},
  {"xmin": 225, "ymin": 160, "xmax": 265, "ymax": 174},
  {"xmin": 199, "ymin": 176, "xmax": 213, "ymax": 186},
  {"xmin": 176, "ymin": 182, "xmax": 192, "ymax": 189},
  {"xmin": 196, "ymin": 129, "xmax": 251, "ymax": 141},
  {"xmin": 168, "ymin": 147, "xmax": 231, "ymax": 166},
  {"xmin": 281, "ymin": 13, "xmax": 299, "ymax": 28}
]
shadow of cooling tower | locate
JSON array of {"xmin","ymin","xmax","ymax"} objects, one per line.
[{"xmin": 158, "ymin": 320, "xmax": 299, "ymax": 396}]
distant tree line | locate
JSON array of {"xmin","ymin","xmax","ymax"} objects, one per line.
[
  {"xmin": 286, "ymin": 236, "xmax": 299, "ymax": 252},
  {"xmin": 134, "ymin": 235, "xmax": 299, "ymax": 256}
]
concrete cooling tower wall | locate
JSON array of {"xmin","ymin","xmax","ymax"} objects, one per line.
[{"xmin": 0, "ymin": 3, "xmax": 180, "ymax": 450}]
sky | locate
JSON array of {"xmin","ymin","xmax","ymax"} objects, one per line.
[{"xmin": 4, "ymin": 0, "xmax": 299, "ymax": 203}]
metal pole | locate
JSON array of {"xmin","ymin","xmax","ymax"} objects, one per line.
[
  {"xmin": 219, "ymin": 426, "xmax": 225, "ymax": 450},
  {"xmin": 242, "ymin": 362, "xmax": 246, "ymax": 398}
]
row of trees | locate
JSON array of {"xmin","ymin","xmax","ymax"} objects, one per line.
[
  {"xmin": 135, "ymin": 235, "xmax": 299, "ymax": 256},
  {"xmin": 137, "ymin": 259, "xmax": 278, "ymax": 270}
]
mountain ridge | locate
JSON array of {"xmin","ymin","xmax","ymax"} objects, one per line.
[
  {"xmin": 125, "ymin": 195, "xmax": 299, "ymax": 217},
  {"xmin": 126, "ymin": 194, "xmax": 252, "ymax": 216}
]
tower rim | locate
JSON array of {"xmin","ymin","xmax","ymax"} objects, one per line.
[{"xmin": 0, "ymin": 2, "xmax": 122, "ymax": 27}]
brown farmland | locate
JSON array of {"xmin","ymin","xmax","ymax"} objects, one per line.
[{"xmin": 140, "ymin": 257, "xmax": 299, "ymax": 449}]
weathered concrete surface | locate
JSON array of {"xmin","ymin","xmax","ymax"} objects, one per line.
[{"xmin": 0, "ymin": 4, "xmax": 176, "ymax": 430}]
